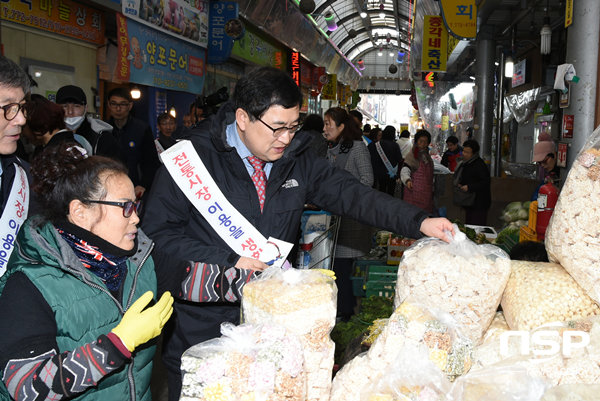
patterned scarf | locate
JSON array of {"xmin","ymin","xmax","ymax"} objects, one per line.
[{"xmin": 58, "ymin": 228, "xmax": 129, "ymax": 291}]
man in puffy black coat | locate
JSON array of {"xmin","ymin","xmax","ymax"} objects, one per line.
[{"xmin": 142, "ymin": 67, "xmax": 453, "ymax": 401}]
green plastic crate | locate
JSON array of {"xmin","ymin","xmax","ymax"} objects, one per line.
[
  {"xmin": 365, "ymin": 281, "xmax": 396, "ymax": 298},
  {"xmin": 351, "ymin": 276, "xmax": 366, "ymax": 297},
  {"xmin": 366, "ymin": 265, "xmax": 399, "ymax": 283},
  {"xmin": 351, "ymin": 260, "xmax": 388, "ymax": 297}
]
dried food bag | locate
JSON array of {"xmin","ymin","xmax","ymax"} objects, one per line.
[
  {"xmin": 501, "ymin": 261, "xmax": 600, "ymax": 331},
  {"xmin": 360, "ymin": 344, "xmax": 452, "ymax": 401},
  {"xmin": 242, "ymin": 267, "xmax": 336, "ymax": 401},
  {"xmin": 541, "ymin": 384, "xmax": 600, "ymax": 401},
  {"xmin": 473, "ymin": 317, "xmax": 600, "ymax": 385},
  {"xmin": 180, "ymin": 322, "xmax": 306, "ymax": 401},
  {"xmin": 395, "ymin": 224, "xmax": 511, "ymax": 345},
  {"xmin": 330, "ymin": 298, "xmax": 474, "ymax": 401},
  {"xmin": 481, "ymin": 312, "xmax": 510, "ymax": 344},
  {"xmin": 546, "ymin": 126, "xmax": 600, "ymax": 304},
  {"xmin": 448, "ymin": 365, "xmax": 549, "ymax": 401}
]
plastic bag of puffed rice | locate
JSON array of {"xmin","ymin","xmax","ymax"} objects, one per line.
[
  {"xmin": 501, "ymin": 261, "xmax": 600, "ymax": 331},
  {"xmin": 395, "ymin": 224, "xmax": 511, "ymax": 345},
  {"xmin": 180, "ymin": 322, "xmax": 306, "ymax": 401},
  {"xmin": 546, "ymin": 125, "xmax": 600, "ymax": 304}
]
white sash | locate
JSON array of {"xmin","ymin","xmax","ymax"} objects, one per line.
[
  {"xmin": 0, "ymin": 165, "xmax": 29, "ymax": 277},
  {"xmin": 161, "ymin": 140, "xmax": 292, "ymax": 268},
  {"xmin": 154, "ymin": 139, "xmax": 165, "ymax": 163},
  {"xmin": 376, "ymin": 141, "xmax": 398, "ymax": 178}
]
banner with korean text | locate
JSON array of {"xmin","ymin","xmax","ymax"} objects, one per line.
[
  {"xmin": 422, "ymin": 15, "xmax": 448, "ymax": 72},
  {"xmin": 117, "ymin": 13, "xmax": 206, "ymax": 93},
  {"xmin": 122, "ymin": 0, "xmax": 208, "ymax": 48},
  {"xmin": 1, "ymin": 0, "xmax": 104, "ymax": 45}
]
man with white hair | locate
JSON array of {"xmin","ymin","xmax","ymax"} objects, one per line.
[{"xmin": 0, "ymin": 55, "xmax": 34, "ymax": 276}]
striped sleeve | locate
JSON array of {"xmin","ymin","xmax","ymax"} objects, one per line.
[{"xmin": 180, "ymin": 262, "xmax": 258, "ymax": 303}]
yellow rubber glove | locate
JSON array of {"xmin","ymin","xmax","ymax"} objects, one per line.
[
  {"xmin": 316, "ymin": 269, "xmax": 336, "ymax": 280},
  {"xmin": 112, "ymin": 291, "xmax": 174, "ymax": 352}
]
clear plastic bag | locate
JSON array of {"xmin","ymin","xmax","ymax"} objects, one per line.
[
  {"xmin": 395, "ymin": 224, "xmax": 511, "ymax": 344},
  {"xmin": 330, "ymin": 298, "xmax": 474, "ymax": 401},
  {"xmin": 242, "ymin": 267, "xmax": 337, "ymax": 401},
  {"xmin": 501, "ymin": 261, "xmax": 600, "ymax": 331},
  {"xmin": 180, "ymin": 322, "xmax": 306, "ymax": 401},
  {"xmin": 448, "ymin": 365, "xmax": 550, "ymax": 401},
  {"xmin": 360, "ymin": 344, "xmax": 452, "ymax": 401},
  {"xmin": 546, "ymin": 125, "xmax": 600, "ymax": 304},
  {"xmin": 482, "ymin": 312, "xmax": 510, "ymax": 344},
  {"xmin": 541, "ymin": 384, "xmax": 600, "ymax": 400}
]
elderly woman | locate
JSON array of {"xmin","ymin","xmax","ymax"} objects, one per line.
[
  {"xmin": 454, "ymin": 139, "xmax": 491, "ymax": 226},
  {"xmin": 323, "ymin": 107, "xmax": 373, "ymax": 321},
  {"xmin": 400, "ymin": 129, "xmax": 434, "ymax": 213},
  {"xmin": 0, "ymin": 143, "xmax": 261, "ymax": 400}
]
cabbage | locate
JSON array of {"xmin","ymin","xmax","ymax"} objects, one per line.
[
  {"xmin": 522, "ymin": 201, "xmax": 532, "ymax": 210},
  {"xmin": 515, "ymin": 219, "xmax": 528, "ymax": 227},
  {"xmin": 505, "ymin": 202, "xmax": 522, "ymax": 212},
  {"xmin": 517, "ymin": 208, "xmax": 529, "ymax": 220}
]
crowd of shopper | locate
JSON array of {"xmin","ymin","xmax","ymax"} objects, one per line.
[{"xmin": 0, "ymin": 54, "xmax": 467, "ymax": 401}]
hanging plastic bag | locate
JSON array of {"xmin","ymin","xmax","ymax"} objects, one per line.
[
  {"xmin": 501, "ymin": 261, "xmax": 600, "ymax": 331},
  {"xmin": 448, "ymin": 365, "xmax": 550, "ymax": 401},
  {"xmin": 330, "ymin": 298, "xmax": 474, "ymax": 401},
  {"xmin": 180, "ymin": 322, "xmax": 306, "ymax": 401},
  {"xmin": 546, "ymin": 125, "xmax": 600, "ymax": 304},
  {"xmin": 242, "ymin": 267, "xmax": 336, "ymax": 401},
  {"xmin": 395, "ymin": 224, "xmax": 511, "ymax": 344},
  {"xmin": 360, "ymin": 344, "xmax": 452, "ymax": 401}
]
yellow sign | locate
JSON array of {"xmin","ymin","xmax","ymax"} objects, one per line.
[
  {"xmin": 422, "ymin": 15, "xmax": 448, "ymax": 72},
  {"xmin": 448, "ymin": 34, "xmax": 460, "ymax": 59},
  {"xmin": 442, "ymin": 116, "xmax": 449, "ymax": 131},
  {"xmin": 339, "ymin": 85, "xmax": 352, "ymax": 106},
  {"xmin": 321, "ymin": 74, "xmax": 337, "ymax": 101},
  {"xmin": 565, "ymin": 0, "xmax": 573, "ymax": 27},
  {"xmin": 1, "ymin": 0, "xmax": 105, "ymax": 45},
  {"xmin": 400, "ymin": 124, "xmax": 409, "ymax": 133},
  {"xmin": 440, "ymin": 0, "xmax": 477, "ymax": 39}
]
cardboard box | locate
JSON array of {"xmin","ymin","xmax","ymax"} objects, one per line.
[{"xmin": 387, "ymin": 244, "xmax": 409, "ymax": 265}]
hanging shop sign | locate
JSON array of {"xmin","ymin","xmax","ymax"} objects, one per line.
[
  {"xmin": 301, "ymin": 87, "xmax": 309, "ymax": 112},
  {"xmin": 563, "ymin": 115, "xmax": 574, "ymax": 139},
  {"xmin": 232, "ymin": 25, "xmax": 286, "ymax": 69},
  {"xmin": 311, "ymin": 67, "xmax": 327, "ymax": 93},
  {"xmin": 339, "ymin": 85, "xmax": 352, "ymax": 106},
  {"xmin": 422, "ymin": 15, "xmax": 448, "ymax": 72},
  {"xmin": 557, "ymin": 142, "xmax": 568, "ymax": 168},
  {"xmin": 512, "ymin": 59, "xmax": 527, "ymax": 88},
  {"xmin": 116, "ymin": 13, "xmax": 206, "ymax": 93},
  {"xmin": 440, "ymin": 0, "xmax": 477, "ymax": 39},
  {"xmin": 321, "ymin": 74, "xmax": 337, "ymax": 101},
  {"xmin": 1, "ymin": 0, "xmax": 104, "ymax": 45},
  {"xmin": 565, "ymin": 0, "xmax": 573, "ymax": 28},
  {"xmin": 207, "ymin": 1, "xmax": 241, "ymax": 64},
  {"xmin": 122, "ymin": 0, "xmax": 208, "ymax": 48},
  {"xmin": 291, "ymin": 52, "xmax": 301, "ymax": 87}
]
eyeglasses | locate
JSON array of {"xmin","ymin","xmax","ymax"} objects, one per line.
[
  {"xmin": 84, "ymin": 199, "xmax": 143, "ymax": 218},
  {"xmin": 1, "ymin": 101, "xmax": 35, "ymax": 121},
  {"xmin": 255, "ymin": 116, "xmax": 303, "ymax": 137},
  {"xmin": 109, "ymin": 102, "xmax": 131, "ymax": 109},
  {"xmin": 160, "ymin": 121, "xmax": 176, "ymax": 126}
]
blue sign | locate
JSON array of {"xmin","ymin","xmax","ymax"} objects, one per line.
[
  {"xmin": 117, "ymin": 13, "xmax": 206, "ymax": 94},
  {"xmin": 207, "ymin": 1, "xmax": 239, "ymax": 64}
]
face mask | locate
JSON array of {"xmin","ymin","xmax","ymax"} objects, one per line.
[{"xmin": 65, "ymin": 115, "xmax": 85, "ymax": 130}]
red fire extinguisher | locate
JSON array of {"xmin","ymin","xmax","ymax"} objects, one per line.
[{"xmin": 536, "ymin": 180, "xmax": 560, "ymax": 240}]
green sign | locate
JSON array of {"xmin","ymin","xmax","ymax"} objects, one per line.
[{"xmin": 232, "ymin": 25, "xmax": 287, "ymax": 69}]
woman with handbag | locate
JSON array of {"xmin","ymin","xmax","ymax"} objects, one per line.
[{"xmin": 453, "ymin": 139, "xmax": 491, "ymax": 225}]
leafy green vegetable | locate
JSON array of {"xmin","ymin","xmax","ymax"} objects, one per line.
[
  {"xmin": 505, "ymin": 202, "xmax": 522, "ymax": 212},
  {"xmin": 517, "ymin": 208, "xmax": 529, "ymax": 220},
  {"xmin": 523, "ymin": 201, "xmax": 531, "ymax": 210},
  {"xmin": 331, "ymin": 296, "xmax": 394, "ymax": 363},
  {"xmin": 496, "ymin": 226, "xmax": 520, "ymax": 244}
]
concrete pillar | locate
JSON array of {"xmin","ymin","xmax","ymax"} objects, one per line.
[
  {"xmin": 563, "ymin": 0, "xmax": 600, "ymax": 170},
  {"xmin": 474, "ymin": 31, "xmax": 496, "ymax": 163}
]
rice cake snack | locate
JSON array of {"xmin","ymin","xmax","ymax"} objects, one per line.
[
  {"xmin": 180, "ymin": 322, "xmax": 305, "ymax": 401},
  {"xmin": 242, "ymin": 268, "xmax": 336, "ymax": 401},
  {"xmin": 501, "ymin": 261, "xmax": 600, "ymax": 331},
  {"xmin": 546, "ymin": 126, "xmax": 600, "ymax": 304},
  {"xmin": 395, "ymin": 226, "xmax": 511, "ymax": 345}
]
